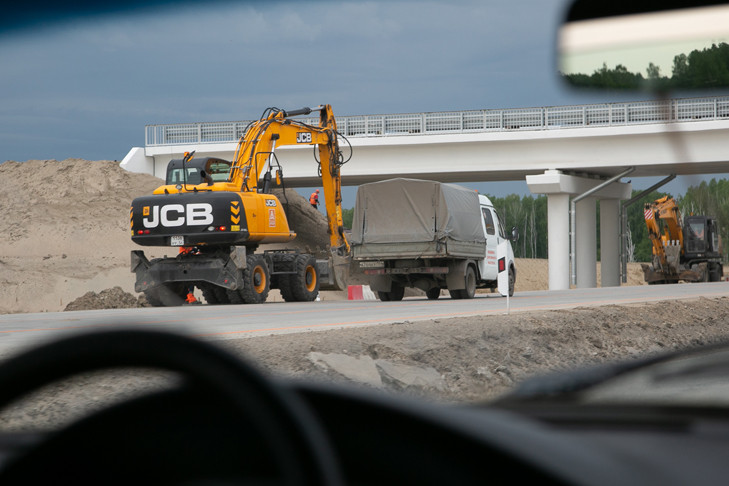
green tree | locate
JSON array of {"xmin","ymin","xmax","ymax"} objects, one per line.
[
  {"xmin": 646, "ymin": 62, "xmax": 661, "ymax": 79},
  {"xmin": 564, "ymin": 63, "xmax": 645, "ymax": 89},
  {"xmin": 490, "ymin": 194, "xmax": 548, "ymax": 259},
  {"xmin": 563, "ymin": 42, "xmax": 729, "ymax": 90},
  {"xmin": 342, "ymin": 207, "xmax": 354, "ymax": 230}
]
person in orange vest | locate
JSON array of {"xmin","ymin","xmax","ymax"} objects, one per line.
[
  {"xmin": 309, "ymin": 189, "xmax": 320, "ymax": 209},
  {"xmin": 185, "ymin": 286, "xmax": 199, "ymax": 304}
]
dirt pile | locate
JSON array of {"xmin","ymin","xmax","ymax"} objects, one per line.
[
  {"xmin": 222, "ymin": 296, "xmax": 729, "ymax": 403},
  {"xmin": 63, "ymin": 287, "xmax": 146, "ymax": 311},
  {"xmin": 0, "ymin": 159, "xmax": 163, "ymax": 314},
  {"xmin": 1, "ymin": 297, "xmax": 727, "ymax": 433},
  {"xmin": 0, "ymin": 159, "xmax": 334, "ymax": 313}
]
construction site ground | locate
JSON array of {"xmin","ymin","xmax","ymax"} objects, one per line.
[{"xmin": 0, "ymin": 159, "xmax": 728, "ymax": 429}]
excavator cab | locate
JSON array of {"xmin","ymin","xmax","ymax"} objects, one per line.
[{"xmin": 684, "ymin": 216, "xmax": 721, "ymax": 258}]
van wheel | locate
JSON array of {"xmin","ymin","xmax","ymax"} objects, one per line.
[
  {"xmin": 449, "ymin": 266, "xmax": 476, "ymax": 300},
  {"xmin": 377, "ymin": 284, "xmax": 404, "ymax": 302},
  {"xmin": 508, "ymin": 267, "xmax": 515, "ymax": 297},
  {"xmin": 463, "ymin": 265, "xmax": 476, "ymax": 299},
  {"xmin": 426, "ymin": 288, "xmax": 441, "ymax": 300}
]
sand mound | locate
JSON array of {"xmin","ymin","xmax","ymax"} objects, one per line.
[{"xmin": 0, "ymin": 159, "xmax": 333, "ymax": 313}]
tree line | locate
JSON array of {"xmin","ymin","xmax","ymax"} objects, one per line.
[
  {"xmin": 564, "ymin": 42, "xmax": 729, "ymax": 90},
  {"xmin": 341, "ymin": 178, "xmax": 729, "ymax": 263}
]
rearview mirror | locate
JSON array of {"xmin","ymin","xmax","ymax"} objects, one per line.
[{"xmin": 559, "ymin": 1, "xmax": 729, "ymax": 91}]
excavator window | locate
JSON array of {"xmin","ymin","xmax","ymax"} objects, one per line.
[
  {"xmin": 205, "ymin": 161, "xmax": 231, "ymax": 182},
  {"xmin": 167, "ymin": 168, "xmax": 203, "ymax": 185},
  {"xmin": 689, "ymin": 222, "xmax": 705, "ymax": 239}
]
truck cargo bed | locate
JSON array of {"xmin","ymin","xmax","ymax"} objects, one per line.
[{"xmin": 352, "ymin": 239, "xmax": 486, "ymax": 260}]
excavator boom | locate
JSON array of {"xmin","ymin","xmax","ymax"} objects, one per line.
[{"xmin": 229, "ymin": 105, "xmax": 349, "ymax": 253}]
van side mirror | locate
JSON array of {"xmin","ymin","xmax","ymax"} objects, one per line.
[{"xmin": 511, "ymin": 226, "xmax": 519, "ymax": 241}]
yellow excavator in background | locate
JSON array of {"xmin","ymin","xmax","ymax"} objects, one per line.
[
  {"xmin": 130, "ymin": 105, "xmax": 350, "ymax": 305},
  {"xmin": 642, "ymin": 195, "xmax": 723, "ymax": 284}
]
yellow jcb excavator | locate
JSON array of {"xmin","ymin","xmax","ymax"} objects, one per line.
[
  {"xmin": 129, "ymin": 105, "xmax": 351, "ymax": 305},
  {"xmin": 642, "ymin": 195, "xmax": 723, "ymax": 284}
]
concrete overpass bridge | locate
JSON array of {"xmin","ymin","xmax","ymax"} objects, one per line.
[{"xmin": 121, "ymin": 96, "xmax": 729, "ymax": 292}]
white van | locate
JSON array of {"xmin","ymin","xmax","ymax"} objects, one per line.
[{"xmin": 350, "ymin": 179, "xmax": 517, "ymax": 301}]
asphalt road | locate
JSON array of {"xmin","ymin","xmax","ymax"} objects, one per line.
[{"xmin": 0, "ymin": 282, "xmax": 727, "ymax": 357}]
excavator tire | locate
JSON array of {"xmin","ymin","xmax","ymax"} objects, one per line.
[
  {"xmin": 227, "ymin": 254, "xmax": 270, "ymax": 304},
  {"xmin": 144, "ymin": 283, "xmax": 186, "ymax": 307},
  {"xmin": 201, "ymin": 284, "xmax": 230, "ymax": 305},
  {"xmin": 273, "ymin": 254, "xmax": 298, "ymax": 302},
  {"xmin": 287, "ymin": 254, "xmax": 319, "ymax": 302},
  {"xmin": 709, "ymin": 263, "xmax": 723, "ymax": 282}
]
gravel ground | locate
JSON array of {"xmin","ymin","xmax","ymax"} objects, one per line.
[{"xmin": 2, "ymin": 296, "xmax": 728, "ymax": 432}]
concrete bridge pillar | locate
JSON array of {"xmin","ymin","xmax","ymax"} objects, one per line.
[
  {"xmin": 547, "ymin": 193, "xmax": 570, "ymax": 290},
  {"xmin": 526, "ymin": 170, "xmax": 631, "ymax": 291},
  {"xmin": 600, "ymin": 199, "xmax": 620, "ymax": 287},
  {"xmin": 575, "ymin": 197, "xmax": 597, "ymax": 288}
]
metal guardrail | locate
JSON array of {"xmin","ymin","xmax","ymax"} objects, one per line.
[{"xmin": 145, "ymin": 96, "xmax": 729, "ymax": 147}]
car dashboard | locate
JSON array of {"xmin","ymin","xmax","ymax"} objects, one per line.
[{"xmin": 0, "ymin": 330, "xmax": 727, "ymax": 486}]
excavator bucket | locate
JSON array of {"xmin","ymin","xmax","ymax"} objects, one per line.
[{"xmin": 317, "ymin": 252, "xmax": 351, "ymax": 291}]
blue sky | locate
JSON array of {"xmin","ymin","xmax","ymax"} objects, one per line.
[{"xmin": 0, "ymin": 0, "xmax": 725, "ymax": 204}]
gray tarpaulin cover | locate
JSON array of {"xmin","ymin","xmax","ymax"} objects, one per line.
[{"xmin": 350, "ymin": 178, "xmax": 486, "ymax": 245}]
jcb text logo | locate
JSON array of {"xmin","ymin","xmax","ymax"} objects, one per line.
[
  {"xmin": 296, "ymin": 132, "xmax": 312, "ymax": 144},
  {"xmin": 143, "ymin": 203, "xmax": 214, "ymax": 228}
]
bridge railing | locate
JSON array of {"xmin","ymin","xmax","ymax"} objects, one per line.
[{"xmin": 145, "ymin": 96, "xmax": 729, "ymax": 147}]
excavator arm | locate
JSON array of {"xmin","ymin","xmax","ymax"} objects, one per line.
[
  {"xmin": 644, "ymin": 195, "xmax": 684, "ymax": 273},
  {"xmin": 229, "ymin": 105, "xmax": 350, "ymax": 254}
]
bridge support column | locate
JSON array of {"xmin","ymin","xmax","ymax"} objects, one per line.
[
  {"xmin": 547, "ymin": 193, "xmax": 570, "ymax": 290},
  {"xmin": 575, "ymin": 197, "xmax": 597, "ymax": 288},
  {"xmin": 600, "ymin": 199, "xmax": 620, "ymax": 287},
  {"xmin": 526, "ymin": 170, "xmax": 631, "ymax": 291}
]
